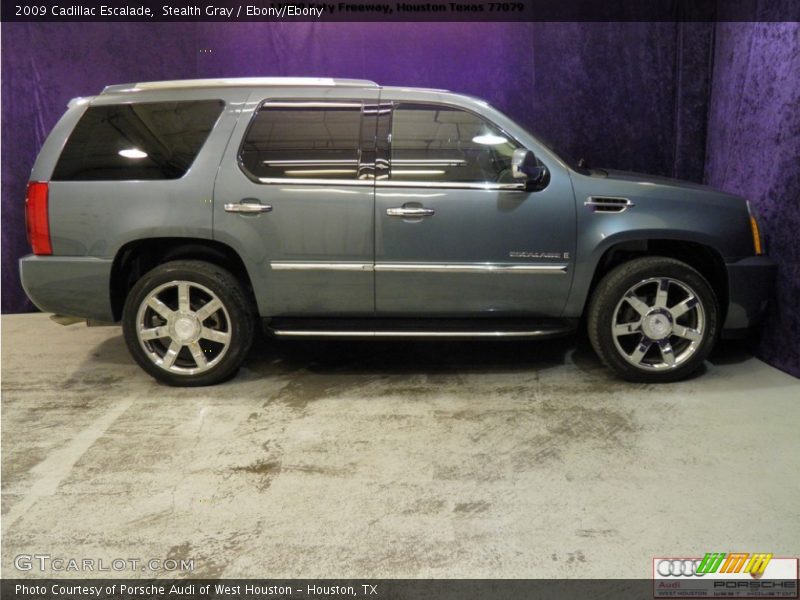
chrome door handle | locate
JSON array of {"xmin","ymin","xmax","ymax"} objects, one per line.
[
  {"xmin": 386, "ymin": 207, "xmax": 435, "ymax": 217},
  {"xmin": 224, "ymin": 201, "xmax": 273, "ymax": 214}
]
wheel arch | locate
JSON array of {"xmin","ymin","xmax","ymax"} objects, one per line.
[
  {"xmin": 110, "ymin": 237, "xmax": 256, "ymax": 322},
  {"xmin": 581, "ymin": 238, "xmax": 728, "ymax": 324}
]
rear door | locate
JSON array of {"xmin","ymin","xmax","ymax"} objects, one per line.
[{"xmin": 213, "ymin": 87, "xmax": 380, "ymax": 316}]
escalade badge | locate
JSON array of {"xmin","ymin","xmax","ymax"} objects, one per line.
[{"xmin": 510, "ymin": 251, "xmax": 570, "ymax": 259}]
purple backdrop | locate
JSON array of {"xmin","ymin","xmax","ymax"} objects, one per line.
[
  {"xmin": 1, "ymin": 21, "xmax": 797, "ymax": 377},
  {"xmin": 705, "ymin": 21, "xmax": 800, "ymax": 378},
  {"xmin": 0, "ymin": 22, "xmax": 711, "ymax": 311}
]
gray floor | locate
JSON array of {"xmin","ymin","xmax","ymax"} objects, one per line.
[{"xmin": 1, "ymin": 313, "xmax": 798, "ymax": 579}]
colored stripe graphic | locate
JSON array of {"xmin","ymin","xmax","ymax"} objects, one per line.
[
  {"xmin": 695, "ymin": 553, "xmax": 773, "ymax": 574},
  {"xmin": 697, "ymin": 553, "xmax": 726, "ymax": 574},
  {"xmin": 744, "ymin": 553, "xmax": 773, "ymax": 574},
  {"xmin": 720, "ymin": 553, "xmax": 749, "ymax": 573}
]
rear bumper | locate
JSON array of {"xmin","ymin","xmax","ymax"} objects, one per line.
[
  {"xmin": 722, "ymin": 255, "xmax": 776, "ymax": 332},
  {"xmin": 19, "ymin": 255, "xmax": 115, "ymax": 322}
]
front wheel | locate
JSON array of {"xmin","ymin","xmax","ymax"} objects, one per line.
[
  {"xmin": 587, "ymin": 257, "xmax": 719, "ymax": 383},
  {"xmin": 122, "ymin": 260, "xmax": 255, "ymax": 386}
]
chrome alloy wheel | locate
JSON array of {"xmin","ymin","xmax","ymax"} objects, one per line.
[
  {"xmin": 135, "ymin": 280, "xmax": 232, "ymax": 375},
  {"xmin": 611, "ymin": 277, "xmax": 705, "ymax": 371}
]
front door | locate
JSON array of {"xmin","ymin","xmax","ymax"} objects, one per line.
[
  {"xmin": 375, "ymin": 100, "xmax": 576, "ymax": 317},
  {"xmin": 213, "ymin": 88, "xmax": 379, "ymax": 316}
]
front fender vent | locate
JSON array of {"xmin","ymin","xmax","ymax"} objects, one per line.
[{"xmin": 585, "ymin": 196, "xmax": 634, "ymax": 213}]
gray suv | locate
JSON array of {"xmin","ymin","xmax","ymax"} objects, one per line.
[{"xmin": 20, "ymin": 77, "xmax": 775, "ymax": 386}]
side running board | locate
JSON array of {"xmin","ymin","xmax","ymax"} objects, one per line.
[{"xmin": 264, "ymin": 318, "xmax": 577, "ymax": 340}]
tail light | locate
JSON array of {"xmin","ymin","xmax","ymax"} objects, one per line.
[{"xmin": 25, "ymin": 181, "xmax": 52, "ymax": 255}]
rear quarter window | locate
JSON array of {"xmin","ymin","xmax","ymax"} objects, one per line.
[{"xmin": 52, "ymin": 100, "xmax": 224, "ymax": 181}]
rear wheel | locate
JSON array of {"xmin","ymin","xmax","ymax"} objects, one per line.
[
  {"xmin": 122, "ymin": 260, "xmax": 254, "ymax": 386},
  {"xmin": 587, "ymin": 257, "xmax": 719, "ymax": 383}
]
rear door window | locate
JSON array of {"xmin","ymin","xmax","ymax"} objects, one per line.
[
  {"xmin": 239, "ymin": 101, "xmax": 367, "ymax": 181},
  {"xmin": 52, "ymin": 100, "xmax": 224, "ymax": 181}
]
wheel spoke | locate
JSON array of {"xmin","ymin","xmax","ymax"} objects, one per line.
[
  {"xmin": 673, "ymin": 324, "xmax": 702, "ymax": 341},
  {"xmin": 655, "ymin": 278, "xmax": 670, "ymax": 308},
  {"xmin": 188, "ymin": 342, "xmax": 207, "ymax": 368},
  {"xmin": 178, "ymin": 282, "xmax": 191, "ymax": 312},
  {"xmin": 629, "ymin": 337, "xmax": 651, "ymax": 364},
  {"xmin": 138, "ymin": 279, "xmax": 233, "ymax": 375},
  {"xmin": 670, "ymin": 295, "xmax": 698, "ymax": 319},
  {"xmin": 625, "ymin": 293, "xmax": 651, "ymax": 316},
  {"xmin": 161, "ymin": 340, "xmax": 182, "ymax": 369},
  {"xmin": 612, "ymin": 276, "xmax": 706, "ymax": 372},
  {"xmin": 659, "ymin": 340, "xmax": 676, "ymax": 367},
  {"xmin": 195, "ymin": 298, "xmax": 222, "ymax": 322},
  {"xmin": 147, "ymin": 296, "xmax": 174, "ymax": 321},
  {"xmin": 140, "ymin": 325, "xmax": 169, "ymax": 341},
  {"xmin": 614, "ymin": 321, "xmax": 642, "ymax": 337},
  {"xmin": 200, "ymin": 327, "xmax": 231, "ymax": 344}
]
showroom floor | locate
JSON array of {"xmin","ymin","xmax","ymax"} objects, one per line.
[{"xmin": 1, "ymin": 313, "xmax": 798, "ymax": 578}]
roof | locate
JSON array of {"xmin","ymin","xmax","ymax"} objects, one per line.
[{"xmin": 102, "ymin": 77, "xmax": 380, "ymax": 94}]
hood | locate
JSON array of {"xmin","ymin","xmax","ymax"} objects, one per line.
[
  {"xmin": 578, "ymin": 167, "xmax": 748, "ymax": 209},
  {"xmin": 594, "ymin": 169, "xmax": 723, "ymax": 193}
]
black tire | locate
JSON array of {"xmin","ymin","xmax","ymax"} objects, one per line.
[
  {"xmin": 587, "ymin": 256, "xmax": 719, "ymax": 383},
  {"xmin": 122, "ymin": 260, "xmax": 255, "ymax": 386}
]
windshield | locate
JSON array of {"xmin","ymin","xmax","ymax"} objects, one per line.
[
  {"xmin": 531, "ymin": 132, "xmax": 588, "ymax": 173},
  {"xmin": 488, "ymin": 103, "xmax": 589, "ymax": 174}
]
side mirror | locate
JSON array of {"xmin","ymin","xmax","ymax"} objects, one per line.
[{"xmin": 512, "ymin": 148, "xmax": 547, "ymax": 184}]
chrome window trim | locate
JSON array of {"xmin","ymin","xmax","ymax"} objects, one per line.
[
  {"xmin": 269, "ymin": 261, "xmax": 567, "ymax": 274},
  {"xmin": 254, "ymin": 178, "xmax": 526, "ymax": 190},
  {"xmin": 257, "ymin": 177, "xmax": 374, "ymax": 186},
  {"xmin": 261, "ymin": 101, "xmax": 363, "ymax": 108},
  {"xmin": 261, "ymin": 159, "xmax": 359, "ymax": 165},
  {"xmin": 376, "ymin": 180, "xmax": 526, "ymax": 191}
]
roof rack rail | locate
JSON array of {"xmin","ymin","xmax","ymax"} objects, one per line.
[{"xmin": 102, "ymin": 77, "xmax": 380, "ymax": 94}]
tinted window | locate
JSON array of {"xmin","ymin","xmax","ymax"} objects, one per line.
[
  {"xmin": 240, "ymin": 102, "xmax": 364, "ymax": 181},
  {"xmin": 390, "ymin": 103, "xmax": 520, "ymax": 183},
  {"xmin": 52, "ymin": 100, "xmax": 224, "ymax": 181}
]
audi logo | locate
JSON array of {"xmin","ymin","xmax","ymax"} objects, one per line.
[{"xmin": 657, "ymin": 559, "xmax": 705, "ymax": 577}]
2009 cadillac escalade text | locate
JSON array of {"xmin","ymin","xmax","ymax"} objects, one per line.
[{"xmin": 19, "ymin": 77, "xmax": 776, "ymax": 386}]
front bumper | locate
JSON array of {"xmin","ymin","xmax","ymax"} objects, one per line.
[
  {"xmin": 722, "ymin": 255, "xmax": 777, "ymax": 332},
  {"xmin": 19, "ymin": 255, "xmax": 115, "ymax": 322}
]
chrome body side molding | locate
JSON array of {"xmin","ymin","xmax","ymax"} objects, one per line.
[
  {"xmin": 270, "ymin": 262, "xmax": 373, "ymax": 272},
  {"xmin": 270, "ymin": 262, "xmax": 568, "ymax": 274},
  {"xmin": 375, "ymin": 263, "xmax": 567, "ymax": 274}
]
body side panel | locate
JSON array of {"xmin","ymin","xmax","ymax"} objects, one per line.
[
  {"xmin": 564, "ymin": 170, "xmax": 758, "ymax": 319},
  {"xmin": 45, "ymin": 88, "xmax": 249, "ymax": 258},
  {"xmin": 19, "ymin": 256, "xmax": 114, "ymax": 321}
]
